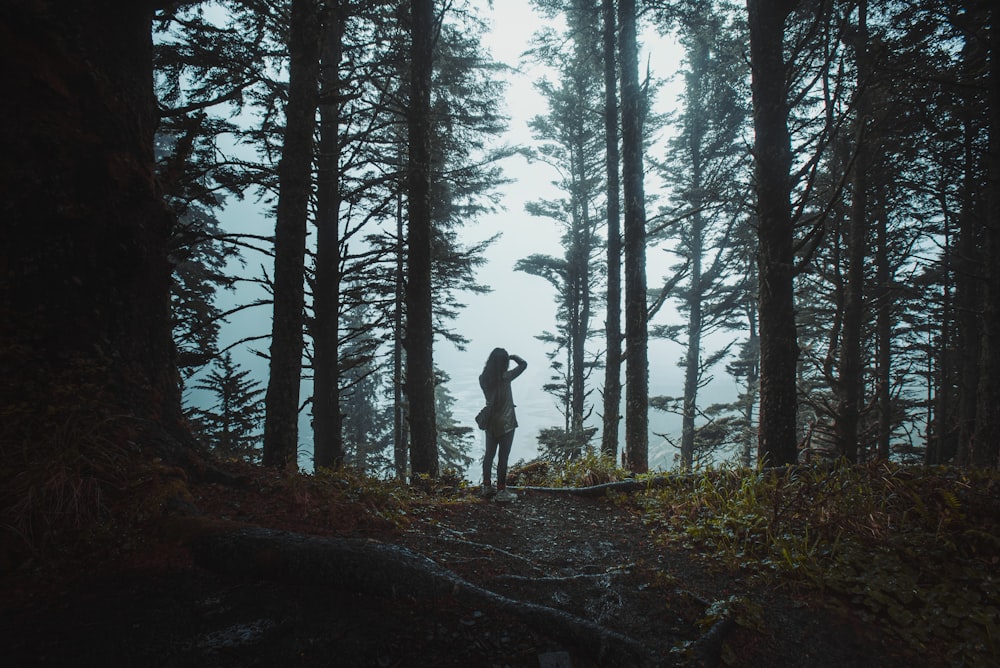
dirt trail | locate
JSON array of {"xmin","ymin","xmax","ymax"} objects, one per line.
[{"xmin": 2, "ymin": 489, "xmax": 924, "ymax": 667}]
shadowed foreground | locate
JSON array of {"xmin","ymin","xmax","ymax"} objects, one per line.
[{"xmin": 2, "ymin": 479, "xmax": 923, "ymax": 667}]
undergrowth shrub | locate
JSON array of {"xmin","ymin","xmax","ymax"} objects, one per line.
[
  {"xmin": 509, "ymin": 450, "xmax": 625, "ymax": 488},
  {"xmin": 0, "ymin": 356, "xmax": 143, "ymax": 565},
  {"xmin": 638, "ymin": 462, "xmax": 1000, "ymax": 665}
]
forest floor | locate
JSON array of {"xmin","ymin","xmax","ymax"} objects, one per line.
[{"xmin": 0, "ymin": 468, "xmax": 947, "ymax": 667}]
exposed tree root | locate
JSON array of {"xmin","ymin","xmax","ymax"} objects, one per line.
[
  {"xmin": 511, "ymin": 476, "xmax": 681, "ymax": 497},
  {"xmin": 511, "ymin": 464, "xmax": 817, "ymax": 497},
  {"xmin": 191, "ymin": 526, "xmax": 658, "ymax": 667},
  {"xmin": 688, "ymin": 615, "xmax": 737, "ymax": 667},
  {"xmin": 491, "ymin": 564, "xmax": 633, "ymax": 585},
  {"xmin": 419, "ymin": 528, "xmax": 547, "ymax": 572}
]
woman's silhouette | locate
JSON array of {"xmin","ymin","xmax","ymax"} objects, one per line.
[{"xmin": 479, "ymin": 348, "xmax": 527, "ymax": 502}]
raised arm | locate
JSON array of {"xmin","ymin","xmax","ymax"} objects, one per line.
[{"xmin": 505, "ymin": 354, "xmax": 527, "ymax": 381}]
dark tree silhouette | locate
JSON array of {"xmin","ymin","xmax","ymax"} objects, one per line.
[
  {"xmin": 406, "ymin": 0, "xmax": 440, "ymax": 477},
  {"xmin": 747, "ymin": 0, "xmax": 799, "ymax": 467},
  {"xmin": 600, "ymin": 0, "xmax": 623, "ymax": 461},
  {"xmin": 262, "ymin": 0, "xmax": 323, "ymax": 469},
  {"xmin": 312, "ymin": 5, "xmax": 347, "ymax": 470},
  {"xmin": 1, "ymin": 1, "xmax": 185, "ymax": 453},
  {"xmin": 188, "ymin": 353, "xmax": 265, "ymax": 463},
  {"xmin": 618, "ymin": 0, "xmax": 649, "ymax": 473},
  {"xmin": 974, "ymin": 0, "xmax": 1000, "ymax": 466}
]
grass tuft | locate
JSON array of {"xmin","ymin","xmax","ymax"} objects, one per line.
[{"xmin": 637, "ymin": 461, "xmax": 1000, "ymax": 665}]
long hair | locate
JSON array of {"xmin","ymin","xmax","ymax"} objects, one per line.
[{"xmin": 481, "ymin": 347, "xmax": 509, "ymax": 389}]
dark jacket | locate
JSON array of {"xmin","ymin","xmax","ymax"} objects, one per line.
[{"xmin": 479, "ymin": 356, "xmax": 527, "ymax": 436}]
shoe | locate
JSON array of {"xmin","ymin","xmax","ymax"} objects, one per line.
[
  {"xmin": 494, "ymin": 488, "xmax": 517, "ymax": 503},
  {"xmin": 481, "ymin": 483, "xmax": 496, "ymax": 498}
]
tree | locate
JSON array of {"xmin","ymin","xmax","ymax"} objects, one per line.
[
  {"xmin": 520, "ymin": 1, "xmax": 605, "ymax": 457},
  {"xmin": 832, "ymin": 0, "xmax": 871, "ymax": 463},
  {"xmin": 188, "ymin": 353, "xmax": 265, "ymax": 463},
  {"xmin": 653, "ymin": 0, "xmax": 750, "ymax": 470},
  {"xmin": 599, "ymin": 0, "xmax": 623, "ymax": 461},
  {"xmin": 747, "ymin": 0, "xmax": 799, "ymax": 467},
  {"xmin": 312, "ymin": 4, "xmax": 347, "ymax": 470},
  {"xmin": 435, "ymin": 370, "xmax": 475, "ymax": 473},
  {"xmin": 965, "ymin": 0, "xmax": 999, "ymax": 466},
  {"xmin": 405, "ymin": 0, "xmax": 439, "ymax": 477},
  {"xmin": 619, "ymin": 0, "xmax": 649, "ymax": 473},
  {"xmin": 340, "ymin": 307, "xmax": 394, "ymax": 475},
  {"xmin": 262, "ymin": 0, "xmax": 324, "ymax": 470},
  {"xmin": 1, "ymin": 0, "xmax": 191, "ymax": 519},
  {"xmin": 976, "ymin": 0, "xmax": 1000, "ymax": 467},
  {"xmin": 154, "ymin": 99, "xmax": 242, "ymax": 378},
  {"xmin": 153, "ymin": 2, "xmax": 290, "ymax": 388}
]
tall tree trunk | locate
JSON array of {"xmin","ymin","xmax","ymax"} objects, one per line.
[
  {"xmin": 977, "ymin": 2, "xmax": 1000, "ymax": 468},
  {"xmin": 955, "ymin": 95, "xmax": 984, "ymax": 465},
  {"xmin": 618, "ymin": 0, "xmax": 648, "ymax": 474},
  {"xmin": 834, "ymin": 0, "xmax": 869, "ymax": 464},
  {"xmin": 874, "ymin": 207, "xmax": 892, "ymax": 460},
  {"xmin": 394, "ymin": 192, "xmax": 409, "ymax": 479},
  {"xmin": 740, "ymin": 302, "xmax": 761, "ymax": 467},
  {"xmin": 569, "ymin": 140, "xmax": 592, "ymax": 449},
  {"xmin": 600, "ymin": 0, "xmax": 622, "ymax": 461},
  {"xmin": 263, "ymin": 0, "xmax": 323, "ymax": 470},
  {"xmin": 747, "ymin": 0, "xmax": 799, "ymax": 466},
  {"xmin": 928, "ymin": 211, "xmax": 955, "ymax": 465},
  {"xmin": 680, "ymin": 211, "xmax": 703, "ymax": 471},
  {"xmin": 1, "ymin": 1, "xmax": 183, "ymax": 449},
  {"xmin": 678, "ymin": 33, "xmax": 708, "ymax": 472},
  {"xmin": 313, "ymin": 4, "xmax": 345, "ymax": 470},
  {"xmin": 405, "ymin": 0, "xmax": 439, "ymax": 478}
]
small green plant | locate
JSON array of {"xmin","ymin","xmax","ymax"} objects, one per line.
[
  {"xmin": 638, "ymin": 462, "xmax": 1000, "ymax": 665},
  {"xmin": 505, "ymin": 451, "xmax": 624, "ymax": 488}
]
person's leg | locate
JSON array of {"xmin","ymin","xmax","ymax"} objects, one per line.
[
  {"xmin": 495, "ymin": 430, "xmax": 515, "ymax": 489},
  {"xmin": 483, "ymin": 433, "xmax": 499, "ymax": 486}
]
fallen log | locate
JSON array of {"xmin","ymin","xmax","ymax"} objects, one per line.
[
  {"xmin": 510, "ymin": 464, "xmax": 827, "ymax": 498},
  {"xmin": 191, "ymin": 526, "xmax": 657, "ymax": 667}
]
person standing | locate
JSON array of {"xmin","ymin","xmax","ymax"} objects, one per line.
[{"xmin": 479, "ymin": 348, "xmax": 527, "ymax": 502}]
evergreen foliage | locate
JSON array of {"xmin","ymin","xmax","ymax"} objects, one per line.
[
  {"xmin": 151, "ymin": 1, "xmax": 996, "ymax": 471},
  {"xmin": 187, "ymin": 353, "xmax": 266, "ymax": 463},
  {"xmin": 519, "ymin": 0, "xmax": 609, "ymax": 457},
  {"xmin": 434, "ymin": 370, "xmax": 475, "ymax": 474},
  {"xmin": 649, "ymin": 0, "xmax": 751, "ymax": 470}
]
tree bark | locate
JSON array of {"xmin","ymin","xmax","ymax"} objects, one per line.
[
  {"xmin": 618, "ymin": 0, "xmax": 649, "ymax": 474},
  {"xmin": 0, "ymin": 1, "xmax": 184, "ymax": 449},
  {"xmin": 678, "ymin": 33, "xmax": 708, "ymax": 470},
  {"xmin": 747, "ymin": 0, "xmax": 799, "ymax": 467},
  {"xmin": 976, "ymin": 2, "xmax": 1000, "ymax": 468},
  {"xmin": 600, "ymin": 0, "xmax": 622, "ymax": 461},
  {"xmin": 834, "ymin": 0, "xmax": 869, "ymax": 464},
  {"xmin": 313, "ymin": 4, "xmax": 346, "ymax": 470},
  {"xmin": 263, "ymin": 0, "xmax": 323, "ymax": 469},
  {"xmin": 405, "ymin": 0, "xmax": 439, "ymax": 477},
  {"xmin": 874, "ymin": 207, "xmax": 892, "ymax": 461},
  {"xmin": 394, "ymin": 193, "xmax": 410, "ymax": 479}
]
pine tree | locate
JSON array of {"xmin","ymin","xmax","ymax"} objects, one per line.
[
  {"xmin": 619, "ymin": 0, "xmax": 649, "ymax": 473},
  {"xmin": 747, "ymin": 0, "xmax": 798, "ymax": 466},
  {"xmin": 262, "ymin": 0, "xmax": 324, "ymax": 470},
  {"xmin": 188, "ymin": 353, "xmax": 266, "ymax": 463},
  {"xmin": 652, "ymin": 0, "xmax": 750, "ymax": 470},
  {"xmin": 599, "ymin": 0, "xmax": 623, "ymax": 461},
  {"xmin": 405, "ymin": 0, "xmax": 439, "ymax": 477},
  {"xmin": 519, "ymin": 0, "xmax": 605, "ymax": 458},
  {"xmin": 435, "ymin": 370, "xmax": 475, "ymax": 474},
  {"xmin": 341, "ymin": 328, "xmax": 394, "ymax": 475}
]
